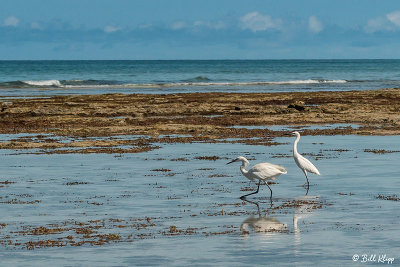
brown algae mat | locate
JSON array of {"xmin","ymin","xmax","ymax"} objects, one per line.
[
  {"xmin": 1, "ymin": 88, "xmax": 400, "ymax": 153},
  {"xmin": 0, "ymin": 198, "xmax": 330, "ymax": 250}
]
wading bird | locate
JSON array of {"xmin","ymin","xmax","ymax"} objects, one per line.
[
  {"xmin": 292, "ymin": 131, "xmax": 320, "ymax": 188},
  {"xmin": 227, "ymin": 156, "xmax": 287, "ymax": 199}
]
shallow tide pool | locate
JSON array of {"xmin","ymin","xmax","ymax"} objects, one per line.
[{"xmin": 0, "ymin": 135, "xmax": 399, "ymax": 266}]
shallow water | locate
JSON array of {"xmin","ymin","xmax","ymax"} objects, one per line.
[
  {"xmin": 0, "ymin": 135, "xmax": 399, "ymax": 266},
  {"xmin": 230, "ymin": 123, "xmax": 361, "ymax": 131}
]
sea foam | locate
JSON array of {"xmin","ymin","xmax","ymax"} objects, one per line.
[
  {"xmin": 23, "ymin": 80, "xmax": 62, "ymax": 87},
  {"xmin": 61, "ymin": 79, "xmax": 348, "ymax": 89},
  {"xmin": 0, "ymin": 79, "xmax": 348, "ymax": 89}
]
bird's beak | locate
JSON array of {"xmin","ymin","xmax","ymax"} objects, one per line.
[{"xmin": 227, "ymin": 159, "xmax": 236, "ymax": 165}]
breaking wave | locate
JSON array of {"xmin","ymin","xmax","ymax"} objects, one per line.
[
  {"xmin": 0, "ymin": 78, "xmax": 349, "ymax": 89},
  {"xmin": 23, "ymin": 80, "xmax": 62, "ymax": 87}
]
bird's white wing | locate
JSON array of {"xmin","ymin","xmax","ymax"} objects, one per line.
[
  {"xmin": 248, "ymin": 162, "xmax": 287, "ymax": 180},
  {"xmin": 265, "ymin": 162, "xmax": 287, "ymax": 174},
  {"xmin": 296, "ymin": 154, "xmax": 320, "ymax": 175}
]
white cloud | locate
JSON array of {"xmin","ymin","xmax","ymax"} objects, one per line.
[
  {"xmin": 364, "ymin": 10, "xmax": 400, "ymax": 33},
  {"xmin": 387, "ymin": 10, "xmax": 400, "ymax": 27},
  {"xmin": 308, "ymin": 16, "xmax": 323, "ymax": 33},
  {"xmin": 364, "ymin": 17, "xmax": 392, "ymax": 33},
  {"xmin": 240, "ymin": 12, "xmax": 281, "ymax": 32},
  {"xmin": 3, "ymin": 16, "xmax": 19, "ymax": 27},
  {"xmin": 104, "ymin": 25, "xmax": 121, "ymax": 33},
  {"xmin": 171, "ymin": 21, "xmax": 186, "ymax": 30}
]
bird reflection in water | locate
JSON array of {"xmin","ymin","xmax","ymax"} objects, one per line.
[
  {"xmin": 293, "ymin": 195, "xmax": 319, "ymax": 256},
  {"xmin": 240, "ymin": 199, "xmax": 287, "ymax": 236}
]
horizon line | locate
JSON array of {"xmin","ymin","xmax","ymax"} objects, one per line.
[{"xmin": 1, "ymin": 58, "xmax": 399, "ymax": 61}]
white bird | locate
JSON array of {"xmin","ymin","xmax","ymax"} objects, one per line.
[
  {"xmin": 227, "ymin": 156, "xmax": 287, "ymax": 199},
  {"xmin": 292, "ymin": 131, "xmax": 320, "ymax": 188}
]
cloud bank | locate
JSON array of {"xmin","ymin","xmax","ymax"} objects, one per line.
[{"xmin": 2, "ymin": 10, "xmax": 400, "ymax": 59}]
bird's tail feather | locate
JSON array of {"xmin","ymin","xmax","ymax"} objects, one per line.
[{"xmin": 312, "ymin": 169, "xmax": 320, "ymax": 175}]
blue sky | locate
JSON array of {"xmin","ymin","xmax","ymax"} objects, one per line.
[{"xmin": 1, "ymin": 0, "xmax": 400, "ymax": 59}]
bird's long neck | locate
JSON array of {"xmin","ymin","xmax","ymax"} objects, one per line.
[
  {"xmin": 240, "ymin": 161, "xmax": 249, "ymax": 175},
  {"xmin": 293, "ymin": 135, "xmax": 300, "ymax": 156}
]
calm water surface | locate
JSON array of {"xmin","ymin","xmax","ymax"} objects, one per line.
[{"xmin": 0, "ymin": 135, "xmax": 399, "ymax": 266}]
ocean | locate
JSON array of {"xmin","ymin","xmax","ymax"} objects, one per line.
[{"xmin": 0, "ymin": 59, "xmax": 400, "ymax": 96}]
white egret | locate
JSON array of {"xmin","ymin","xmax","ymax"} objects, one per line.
[
  {"xmin": 292, "ymin": 131, "xmax": 320, "ymax": 188},
  {"xmin": 227, "ymin": 156, "xmax": 287, "ymax": 199}
]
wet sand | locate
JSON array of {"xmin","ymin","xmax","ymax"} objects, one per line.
[{"xmin": 1, "ymin": 88, "xmax": 400, "ymax": 153}]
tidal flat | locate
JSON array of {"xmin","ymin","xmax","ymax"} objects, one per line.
[
  {"xmin": 0, "ymin": 90, "xmax": 399, "ymax": 266},
  {"xmin": 1, "ymin": 88, "xmax": 400, "ymax": 153}
]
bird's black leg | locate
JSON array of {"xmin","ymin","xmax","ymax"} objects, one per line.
[
  {"xmin": 305, "ymin": 173, "xmax": 310, "ymax": 189},
  {"xmin": 264, "ymin": 181, "xmax": 273, "ymax": 199},
  {"xmin": 240, "ymin": 180, "xmax": 261, "ymax": 200},
  {"xmin": 303, "ymin": 170, "xmax": 310, "ymax": 188}
]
